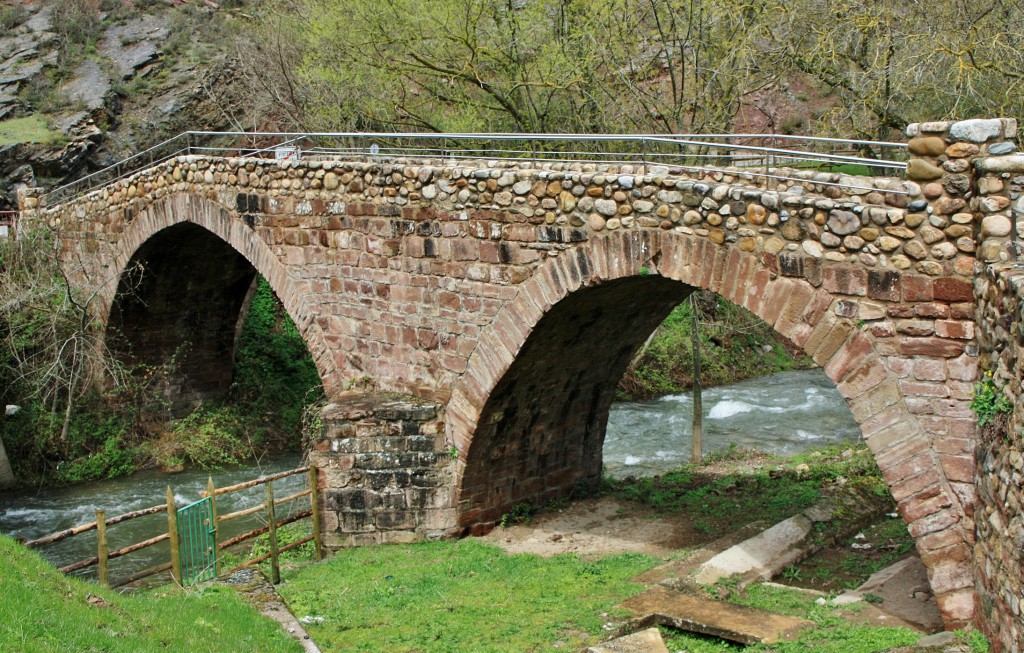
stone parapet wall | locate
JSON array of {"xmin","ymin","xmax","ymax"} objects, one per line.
[
  {"xmin": 40, "ymin": 149, "xmax": 966, "ymax": 285},
  {"xmin": 975, "ymin": 264, "xmax": 1024, "ymax": 652},
  {"xmin": 308, "ymin": 393, "xmax": 456, "ymax": 546}
]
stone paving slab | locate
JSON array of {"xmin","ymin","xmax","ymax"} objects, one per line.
[
  {"xmin": 588, "ymin": 627, "xmax": 670, "ymax": 653},
  {"xmin": 620, "ymin": 586, "xmax": 814, "ymax": 645},
  {"xmin": 223, "ymin": 569, "xmax": 321, "ymax": 653}
]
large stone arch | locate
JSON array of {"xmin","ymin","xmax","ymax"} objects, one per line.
[
  {"xmin": 449, "ymin": 229, "xmax": 973, "ymax": 627},
  {"xmin": 101, "ymin": 192, "xmax": 340, "ymax": 399}
]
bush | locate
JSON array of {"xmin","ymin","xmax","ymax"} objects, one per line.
[
  {"xmin": 172, "ymin": 405, "xmax": 258, "ymax": 470},
  {"xmin": 0, "ymin": 5, "xmax": 30, "ymax": 30},
  {"xmin": 231, "ymin": 278, "xmax": 323, "ymax": 441},
  {"xmin": 52, "ymin": 0, "xmax": 102, "ymax": 63}
]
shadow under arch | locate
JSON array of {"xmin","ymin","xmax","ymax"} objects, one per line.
[
  {"xmin": 101, "ymin": 192, "xmax": 339, "ymax": 401},
  {"xmin": 448, "ymin": 229, "xmax": 972, "ymax": 627}
]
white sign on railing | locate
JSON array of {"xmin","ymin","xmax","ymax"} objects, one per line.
[{"xmin": 275, "ymin": 146, "xmax": 302, "ymax": 161}]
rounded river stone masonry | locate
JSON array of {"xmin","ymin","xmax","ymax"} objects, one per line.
[
  {"xmin": 18, "ymin": 118, "xmax": 1024, "ymax": 640},
  {"xmin": 975, "ymin": 262, "xmax": 1024, "ymax": 653}
]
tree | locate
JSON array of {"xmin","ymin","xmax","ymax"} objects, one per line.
[
  {"xmin": 244, "ymin": 0, "xmax": 779, "ymax": 138},
  {"xmin": 578, "ymin": 0, "xmax": 778, "ymax": 135},
  {"xmin": 763, "ymin": 0, "xmax": 1024, "ymax": 142}
]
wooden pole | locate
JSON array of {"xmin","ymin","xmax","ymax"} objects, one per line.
[
  {"xmin": 166, "ymin": 486, "xmax": 181, "ymax": 586},
  {"xmin": 95, "ymin": 509, "xmax": 108, "ymax": 586},
  {"xmin": 690, "ymin": 294, "xmax": 703, "ymax": 464},
  {"xmin": 265, "ymin": 481, "xmax": 280, "ymax": 584},
  {"xmin": 206, "ymin": 476, "xmax": 219, "ymax": 573},
  {"xmin": 309, "ymin": 465, "xmax": 322, "ymax": 561}
]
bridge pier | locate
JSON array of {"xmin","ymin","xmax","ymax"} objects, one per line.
[{"xmin": 308, "ymin": 393, "xmax": 457, "ymax": 548}]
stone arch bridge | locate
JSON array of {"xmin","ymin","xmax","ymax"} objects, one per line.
[{"xmin": 18, "ymin": 119, "xmax": 1024, "ymax": 643}]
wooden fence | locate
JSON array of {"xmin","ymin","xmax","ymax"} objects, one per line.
[{"xmin": 24, "ymin": 466, "xmax": 321, "ymax": 588}]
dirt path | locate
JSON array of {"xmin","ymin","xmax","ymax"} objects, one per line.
[{"xmin": 480, "ymin": 496, "xmax": 713, "ymax": 559}]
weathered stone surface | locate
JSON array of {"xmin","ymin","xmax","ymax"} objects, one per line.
[
  {"xmin": 620, "ymin": 587, "xmax": 813, "ymax": 646},
  {"xmin": 907, "ymin": 159, "xmax": 944, "ymax": 181},
  {"xmin": 827, "ymin": 210, "xmax": 861, "ymax": 236},
  {"xmin": 988, "ymin": 141, "xmax": 1016, "ymax": 156},
  {"xmin": 948, "ymin": 118, "xmax": 1003, "ymax": 143},
  {"xmin": 588, "ymin": 628, "xmax": 669, "ymax": 653},
  {"xmin": 908, "ymin": 137, "xmax": 947, "ymax": 156}
]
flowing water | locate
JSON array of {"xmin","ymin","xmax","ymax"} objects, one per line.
[
  {"xmin": 0, "ymin": 455, "xmax": 308, "ymax": 583},
  {"xmin": 603, "ymin": 368, "xmax": 860, "ymax": 478},
  {"xmin": 0, "ymin": 368, "xmax": 859, "ymax": 580}
]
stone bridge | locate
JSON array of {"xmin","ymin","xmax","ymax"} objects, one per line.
[{"xmin": 19, "ymin": 119, "xmax": 1024, "ymax": 645}]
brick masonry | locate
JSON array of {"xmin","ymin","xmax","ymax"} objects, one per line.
[{"xmin": 20, "ymin": 117, "xmax": 1024, "ymax": 634}]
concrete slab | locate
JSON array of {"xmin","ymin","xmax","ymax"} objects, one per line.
[
  {"xmin": 832, "ymin": 556, "xmax": 943, "ymax": 633},
  {"xmin": 588, "ymin": 627, "xmax": 670, "ymax": 653},
  {"xmin": 694, "ymin": 514, "xmax": 813, "ymax": 584},
  {"xmin": 633, "ymin": 521, "xmax": 767, "ymax": 585},
  {"xmin": 620, "ymin": 586, "xmax": 813, "ymax": 645}
]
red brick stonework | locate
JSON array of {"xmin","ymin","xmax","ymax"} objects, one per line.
[{"xmin": 23, "ymin": 117, "xmax": 1024, "ymax": 633}]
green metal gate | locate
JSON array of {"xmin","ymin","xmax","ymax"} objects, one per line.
[{"xmin": 177, "ymin": 497, "xmax": 217, "ymax": 584}]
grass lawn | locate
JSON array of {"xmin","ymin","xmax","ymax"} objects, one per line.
[
  {"xmin": 0, "ymin": 534, "xmax": 302, "ymax": 653},
  {"xmin": 0, "ymin": 115, "xmax": 62, "ymax": 146},
  {"xmin": 278, "ymin": 539, "xmax": 657, "ymax": 652}
]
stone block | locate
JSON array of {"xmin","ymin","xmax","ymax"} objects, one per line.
[
  {"xmin": 899, "ymin": 337, "xmax": 965, "ymax": 358},
  {"xmin": 822, "ymin": 266, "xmax": 868, "ymax": 296}
]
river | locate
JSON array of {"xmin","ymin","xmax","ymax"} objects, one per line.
[{"xmin": 0, "ymin": 368, "xmax": 858, "ymax": 580}]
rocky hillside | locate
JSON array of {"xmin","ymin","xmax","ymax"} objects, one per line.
[{"xmin": 0, "ymin": 0, "xmax": 258, "ymax": 211}]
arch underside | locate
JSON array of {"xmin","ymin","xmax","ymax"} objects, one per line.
[
  {"xmin": 459, "ymin": 276, "xmax": 693, "ymax": 525},
  {"xmin": 107, "ymin": 222, "xmax": 257, "ymax": 407},
  {"xmin": 100, "ymin": 192, "xmax": 336, "ymax": 407}
]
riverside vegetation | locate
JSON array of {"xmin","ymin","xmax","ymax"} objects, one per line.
[{"xmin": 0, "ymin": 223, "xmax": 323, "ymax": 486}]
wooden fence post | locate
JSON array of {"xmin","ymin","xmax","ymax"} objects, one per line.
[
  {"xmin": 309, "ymin": 465, "xmax": 322, "ymax": 561},
  {"xmin": 96, "ymin": 510, "xmax": 108, "ymax": 586},
  {"xmin": 265, "ymin": 481, "xmax": 280, "ymax": 584},
  {"xmin": 206, "ymin": 476, "xmax": 219, "ymax": 571},
  {"xmin": 166, "ymin": 486, "xmax": 181, "ymax": 585}
]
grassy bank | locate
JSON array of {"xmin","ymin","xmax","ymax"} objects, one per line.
[
  {"xmin": 619, "ymin": 291, "xmax": 812, "ymax": 400},
  {"xmin": 0, "ymin": 534, "xmax": 301, "ymax": 653}
]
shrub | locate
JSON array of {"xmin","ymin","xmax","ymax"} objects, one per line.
[
  {"xmin": 0, "ymin": 5, "xmax": 30, "ymax": 30},
  {"xmin": 173, "ymin": 405, "xmax": 257, "ymax": 470}
]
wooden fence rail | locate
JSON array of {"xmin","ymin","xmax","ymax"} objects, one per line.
[{"xmin": 24, "ymin": 465, "xmax": 322, "ymax": 588}]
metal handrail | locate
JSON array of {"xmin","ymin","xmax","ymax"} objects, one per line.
[{"xmin": 41, "ymin": 130, "xmax": 909, "ymax": 207}]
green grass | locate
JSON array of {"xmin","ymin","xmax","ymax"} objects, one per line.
[
  {"xmin": 278, "ymin": 539, "xmax": 657, "ymax": 652},
  {"xmin": 0, "ymin": 534, "xmax": 301, "ymax": 653},
  {"xmin": 603, "ymin": 445, "xmax": 889, "ymax": 535},
  {"xmin": 732, "ymin": 582, "xmax": 919, "ymax": 652},
  {"xmin": 0, "ymin": 115, "xmax": 62, "ymax": 146}
]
